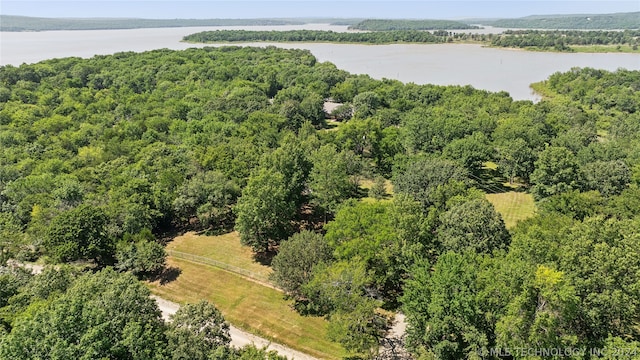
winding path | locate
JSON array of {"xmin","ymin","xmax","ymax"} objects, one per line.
[{"xmin": 151, "ymin": 295, "xmax": 318, "ymax": 360}]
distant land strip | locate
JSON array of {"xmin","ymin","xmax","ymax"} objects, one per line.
[
  {"xmin": 480, "ymin": 11, "xmax": 640, "ymax": 30},
  {"xmin": 2, "ymin": 12, "xmax": 639, "ymax": 32},
  {"xmin": 183, "ymin": 29, "xmax": 640, "ymax": 53},
  {"xmin": 348, "ymin": 19, "xmax": 480, "ymax": 30},
  {"xmin": 0, "ymin": 15, "xmax": 306, "ymax": 31}
]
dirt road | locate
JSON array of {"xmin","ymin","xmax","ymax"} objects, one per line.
[{"xmin": 151, "ymin": 295, "xmax": 318, "ymax": 360}]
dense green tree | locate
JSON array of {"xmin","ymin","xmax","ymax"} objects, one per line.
[
  {"xmin": 324, "ymin": 197, "xmax": 434, "ymax": 302},
  {"xmin": 559, "ymin": 217, "xmax": 640, "ymax": 345},
  {"xmin": 605, "ymin": 185, "xmax": 640, "ymax": 219},
  {"xmin": 530, "ymin": 146, "xmax": 581, "ymax": 200},
  {"xmin": 393, "ymin": 157, "xmax": 468, "ymax": 210},
  {"xmin": 0, "ymin": 267, "xmax": 32, "ymax": 309},
  {"xmin": 0, "ymin": 268, "xmax": 167, "ymax": 360},
  {"xmin": 0, "ymin": 266, "xmax": 77, "ymax": 329},
  {"xmin": 537, "ymin": 190, "xmax": 605, "ymax": 220},
  {"xmin": 270, "ymin": 230, "xmax": 333, "ymax": 298},
  {"xmin": 442, "ymin": 132, "xmax": 493, "ymax": 176},
  {"xmin": 496, "ymin": 137, "xmax": 536, "ymax": 184},
  {"xmin": 496, "ymin": 265, "xmax": 580, "ymax": 351},
  {"xmin": 327, "ymin": 299, "xmax": 388, "ymax": 358},
  {"xmin": 167, "ymin": 300, "xmax": 230, "ymax": 359},
  {"xmin": 402, "ymin": 252, "xmax": 493, "ymax": 359},
  {"xmin": 581, "ymin": 160, "xmax": 630, "ymax": 197},
  {"xmin": 172, "ymin": 171, "xmax": 239, "ymax": 228},
  {"xmin": 436, "ymin": 198, "xmax": 510, "ymax": 254},
  {"xmin": 234, "ymin": 168, "xmax": 296, "ymax": 252},
  {"xmin": 308, "ymin": 144, "xmax": 353, "ymax": 220},
  {"xmin": 261, "ymin": 134, "xmax": 312, "ymax": 208},
  {"xmin": 44, "ymin": 204, "xmax": 113, "ymax": 265},
  {"xmin": 235, "ymin": 345, "xmax": 288, "ymax": 360},
  {"xmin": 352, "ymin": 91, "xmax": 381, "ymax": 119},
  {"xmin": 0, "ymin": 213, "xmax": 27, "ymax": 260},
  {"xmin": 302, "ymin": 260, "xmax": 370, "ymax": 315},
  {"xmin": 507, "ymin": 213, "xmax": 574, "ymax": 267},
  {"xmin": 334, "ymin": 118, "xmax": 382, "ymax": 158},
  {"xmin": 115, "ymin": 229, "xmax": 167, "ymax": 278}
]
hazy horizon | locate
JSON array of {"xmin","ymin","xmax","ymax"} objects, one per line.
[{"xmin": 1, "ymin": 1, "xmax": 638, "ymax": 20}]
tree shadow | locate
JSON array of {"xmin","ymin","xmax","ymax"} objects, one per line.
[
  {"xmin": 253, "ymin": 251, "xmax": 277, "ymax": 266},
  {"xmin": 473, "ymin": 167, "xmax": 527, "ymax": 194},
  {"xmin": 151, "ymin": 266, "xmax": 182, "ymax": 285}
]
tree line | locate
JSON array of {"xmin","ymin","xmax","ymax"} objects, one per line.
[
  {"xmin": 482, "ymin": 11, "xmax": 640, "ymax": 30},
  {"xmin": 491, "ymin": 29, "xmax": 640, "ymax": 51},
  {"xmin": 183, "ymin": 29, "xmax": 640, "ymax": 52},
  {"xmin": 183, "ymin": 29, "xmax": 446, "ymax": 44},
  {"xmin": 1, "ymin": 46, "xmax": 640, "ymax": 357},
  {"xmin": 348, "ymin": 19, "xmax": 479, "ymax": 31}
]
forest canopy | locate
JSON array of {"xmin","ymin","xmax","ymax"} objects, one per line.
[{"xmin": 1, "ymin": 46, "xmax": 640, "ymax": 358}]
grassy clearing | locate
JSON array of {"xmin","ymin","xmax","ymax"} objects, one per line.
[
  {"xmin": 358, "ymin": 178, "xmax": 394, "ymax": 204},
  {"xmin": 486, "ymin": 191, "xmax": 536, "ymax": 229},
  {"xmin": 359, "ymin": 178, "xmax": 394, "ymax": 194},
  {"xmin": 570, "ymin": 44, "xmax": 640, "ymax": 53},
  {"xmin": 149, "ymin": 258, "xmax": 346, "ymax": 359},
  {"xmin": 167, "ymin": 231, "xmax": 272, "ymax": 282}
]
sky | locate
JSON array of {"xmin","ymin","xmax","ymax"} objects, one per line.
[{"xmin": 1, "ymin": 1, "xmax": 638, "ymax": 19}]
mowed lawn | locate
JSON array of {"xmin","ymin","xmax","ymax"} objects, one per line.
[
  {"xmin": 486, "ymin": 191, "xmax": 536, "ymax": 229},
  {"xmin": 167, "ymin": 231, "xmax": 272, "ymax": 282},
  {"xmin": 150, "ymin": 233, "xmax": 346, "ymax": 359}
]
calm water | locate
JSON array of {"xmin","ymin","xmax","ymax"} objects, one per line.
[{"xmin": 2, "ymin": 25, "xmax": 639, "ymax": 101}]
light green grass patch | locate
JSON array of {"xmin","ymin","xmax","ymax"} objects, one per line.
[
  {"xmin": 570, "ymin": 44, "xmax": 640, "ymax": 54},
  {"xmin": 149, "ymin": 258, "xmax": 345, "ymax": 359},
  {"xmin": 482, "ymin": 161, "xmax": 498, "ymax": 171},
  {"xmin": 167, "ymin": 231, "xmax": 272, "ymax": 282},
  {"xmin": 486, "ymin": 191, "xmax": 536, "ymax": 229},
  {"xmin": 359, "ymin": 178, "xmax": 394, "ymax": 194}
]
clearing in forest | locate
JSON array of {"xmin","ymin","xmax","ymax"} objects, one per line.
[
  {"xmin": 150, "ymin": 232, "xmax": 346, "ymax": 359},
  {"xmin": 485, "ymin": 191, "xmax": 536, "ymax": 229}
]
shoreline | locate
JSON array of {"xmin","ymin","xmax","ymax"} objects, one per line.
[{"xmin": 183, "ymin": 39, "xmax": 640, "ymax": 54}]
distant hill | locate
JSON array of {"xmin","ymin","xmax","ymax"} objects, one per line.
[
  {"xmin": 0, "ymin": 15, "xmax": 305, "ymax": 31},
  {"xmin": 480, "ymin": 12, "xmax": 640, "ymax": 29},
  {"xmin": 350, "ymin": 19, "xmax": 480, "ymax": 31}
]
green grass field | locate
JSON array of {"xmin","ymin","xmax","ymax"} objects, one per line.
[
  {"xmin": 167, "ymin": 232, "xmax": 272, "ymax": 282},
  {"xmin": 486, "ymin": 191, "xmax": 536, "ymax": 229},
  {"xmin": 151, "ymin": 232, "xmax": 346, "ymax": 359}
]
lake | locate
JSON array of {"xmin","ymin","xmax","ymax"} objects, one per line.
[{"xmin": 1, "ymin": 25, "xmax": 639, "ymax": 101}]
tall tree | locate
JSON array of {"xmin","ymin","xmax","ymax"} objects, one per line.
[
  {"xmin": 442, "ymin": 132, "xmax": 493, "ymax": 176},
  {"xmin": 496, "ymin": 137, "xmax": 536, "ymax": 184},
  {"xmin": 0, "ymin": 269, "xmax": 167, "ymax": 360},
  {"xmin": 167, "ymin": 300, "xmax": 231, "ymax": 360},
  {"xmin": 308, "ymin": 144, "xmax": 352, "ymax": 221},
  {"xmin": 234, "ymin": 168, "xmax": 296, "ymax": 253},
  {"xmin": 581, "ymin": 160, "xmax": 630, "ymax": 197},
  {"xmin": 270, "ymin": 230, "xmax": 333, "ymax": 299},
  {"xmin": 530, "ymin": 146, "xmax": 581, "ymax": 200},
  {"xmin": 172, "ymin": 171, "xmax": 240, "ymax": 229},
  {"xmin": 261, "ymin": 134, "xmax": 312, "ymax": 208},
  {"xmin": 44, "ymin": 204, "xmax": 113, "ymax": 265},
  {"xmin": 436, "ymin": 198, "xmax": 510, "ymax": 254},
  {"xmin": 402, "ymin": 252, "xmax": 493, "ymax": 360},
  {"xmin": 496, "ymin": 265, "xmax": 580, "ymax": 351},
  {"xmin": 393, "ymin": 157, "xmax": 468, "ymax": 210}
]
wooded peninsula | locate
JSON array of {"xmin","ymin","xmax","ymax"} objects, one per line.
[{"xmin": 183, "ymin": 29, "xmax": 640, "ymax": 53}]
